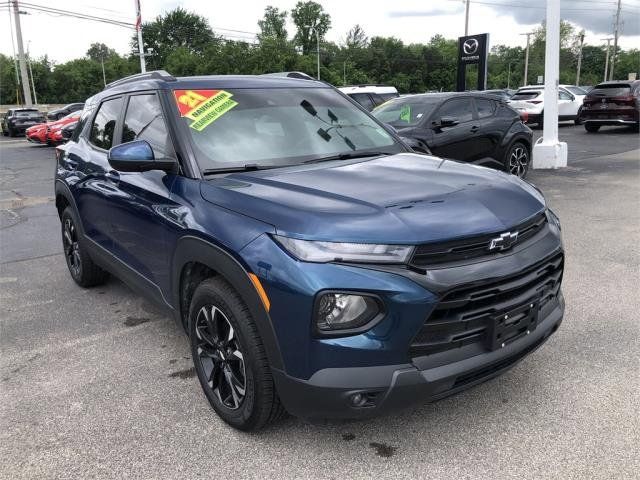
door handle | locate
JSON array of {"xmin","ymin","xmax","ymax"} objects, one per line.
[
  {"xmin": 470, "ymin": 125, "xmax": 479, "ymax": 133},
  {"xmin": 105, "ymin": 170, "xmax": 120, "ymax": 184}
]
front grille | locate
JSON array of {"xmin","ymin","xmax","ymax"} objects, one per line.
[
  {"xmin": 410, "ymin": 252, "xmax": 563, "ymax": 358},
  {"xmin": 410, "ymin": 212, "xmax": 547, "ymax": 267}
]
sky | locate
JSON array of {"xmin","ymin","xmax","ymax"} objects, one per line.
[{"xmin": 2, "ymin": 0, "xmax": 639, "ymax": 64}]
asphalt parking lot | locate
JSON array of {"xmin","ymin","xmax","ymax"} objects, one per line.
[{"xmin": 1, "ymin": 124, "xmax": 639, "ymax": 479}]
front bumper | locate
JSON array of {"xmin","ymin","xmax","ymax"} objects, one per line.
[{"xmin": 273, "ymin": 294, "xmax": 563, "ymax": 420}]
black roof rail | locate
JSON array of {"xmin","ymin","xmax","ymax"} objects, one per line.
[
  {"xmin": 260, "ymin": 71, "xmax": 315, "ymax": 80},
  {"xmin": 105, "ymin": 70, "xmax": 176, "ymax": 90}
]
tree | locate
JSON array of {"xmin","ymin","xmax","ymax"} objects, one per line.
[
  {"xmin": 86, "ymin": 43, "xmax": 117, "ymax": 61},
  {"xmin": 258, "ymin": 6, "xmax": 288, "ymax": 42},
  {"xmin": 291, "ymin": 1, "xmax": 331, "ymax": 55},
  {"xmin": 133, "ymin": 8, "xmax": 217, "ymax": 69},
  {"xmin": 345, "ymin": 24, "xmax": 368, "ymax": 49}
]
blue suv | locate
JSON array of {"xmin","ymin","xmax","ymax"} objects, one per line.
[{"xmin": 55, "ymin": 71, "xmax": 564, "ymax": 430}]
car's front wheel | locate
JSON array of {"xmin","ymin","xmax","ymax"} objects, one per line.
[
  {"xmin": 505, "ymin": 142, "xmax": 530, "ymax": 178},
  {"xmin": 584, "ymin": 123, "xmax": 600, "ymax": 133},
  {"xmin": 61, "ymin": 207, "xmax": 109, "ymax": 287},
  {"xmin": 574, "ymin": 107, "xmax": 583, "ymax": 125},
  {"xmin": 189, "ymin": 277, "xmax": 285, "ymax": 431}
]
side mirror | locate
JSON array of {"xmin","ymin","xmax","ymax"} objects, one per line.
[{"xmin": 108, "ymin": 140, "xmax": 176, "ymax": 173}]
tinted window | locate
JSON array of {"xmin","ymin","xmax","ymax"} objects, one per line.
[
  {"xmin": 89, "ymin": 97, "xmax": 123, "ymax": 149},
  {"xmin": 373, "ymin": 97, "xmax": 440, "ymax": 127},
  {"xmin": 565, "ymin": 86, "xmax": 587, "ymax": 96},
  {"xmin": 369, "ymin": 93, "xmax": 385, "ymax": 108},
  {"xmin": 512, "ymin": 91, "xmax": 541, "ymax": 101},
  {"xmin": 122, "ymin": 94, "xmax": 175, "ymax": 159},
  {"xmin": 436, "ymin": 98, "xmax": 474, "ymax": 123},
  {"xmin": 475, "ymin": 98, "xmax": 495, "ymax": 118},
  {"xmin": 72, "ymin": 107, "xmax": 93, "ymax": 142},
  {"xmin": 590, "ymin": 84, "xmax": 632, "ymax": 97},
  {"xmin": 379, "ymin": 92, "xmax": 399, "ymax": 101},
  {"xmin": 559, "ymin": 90, "xmax": 572, "ymax": 100},
  {"xmin": 350, "ymin": 93, "xmax": 375, "ymax": 110}
]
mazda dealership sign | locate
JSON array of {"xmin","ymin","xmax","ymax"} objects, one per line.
[{"xmin": 456, "ymin": 33, "xmax": 489, "ymax": 91}]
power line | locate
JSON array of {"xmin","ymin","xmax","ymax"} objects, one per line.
[{"xmin": 17, "ymin": 2, "xmax": 134, "ymax": 28}]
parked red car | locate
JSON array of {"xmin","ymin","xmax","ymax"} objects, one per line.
[{"xmin": 26, "ymin": 112, "xmax": 80, "ymax": 145}]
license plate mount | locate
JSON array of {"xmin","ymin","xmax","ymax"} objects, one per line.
[{"xmin": 487, "ymin": 300, "xmax": 539, "ymax": 350}]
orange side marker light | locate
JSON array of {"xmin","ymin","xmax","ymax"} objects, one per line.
[{"xmin": 248, "ymin": 273, "xmax": 270, "ymax": 312}]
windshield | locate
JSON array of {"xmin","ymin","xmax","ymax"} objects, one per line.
[
  {"xmin": 589, "ymin": 84, "xmax": 632, "ymax": 97},
  {"xmin": 174, "ymin": 87, "xmax": 400, "ymax": 171},
  {"xmin": 15, "ymin": 110, "xmax": 39, "ymax": 117},
  {"xmin": 565, "ymin": 86, "xmax": 587, "ymax": 96},
  {"xmin": 511, "ymin": 91, "xmax": 541, "ymax": 101},
  {"xmin": 372, "ymin": 97, "xmax": 440, "ymax": 127}
]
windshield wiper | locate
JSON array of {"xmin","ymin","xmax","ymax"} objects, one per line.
[
  {"xmin": 201, "ymin": 164, "xmax": 282, "ymax": 176},
  {"xmin": 303, "ymin": 151, "xmax": 394, "ymax": 164}
]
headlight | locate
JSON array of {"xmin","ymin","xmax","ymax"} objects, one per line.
[
  {"xmin": 546, "ymin": 208, "xmax": 561, "ymax": 230},
  {"xmin": 314, "ymin": 292, "xmax": 382, "ymax": 335},
  {"xmin": 273, "ymin": 235, "xmax": 413, "ymax": 263}
]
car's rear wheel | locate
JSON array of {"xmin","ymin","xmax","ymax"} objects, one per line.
[
  {"xmin": 189, "ymin": 277, "xmax": 285, "ymax": 431},
  {"xmin": 584, "ymin": 123, "xmax": 600, "ymax": 133},
  {"xmin": 505, "ymin": 142, "xmax": 530, "ymax": 179},
  {"xmin": 61, "ymin": 207, "xmax": 109, "ymax": 287}
]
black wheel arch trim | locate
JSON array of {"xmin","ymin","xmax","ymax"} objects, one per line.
[
  {"xmin": 55, "ymin": 180, "xmax": 85, "ymax": 235},
  {"xmin": 171, "ymin": 235, "xmax": 284, "ymax": 371}
]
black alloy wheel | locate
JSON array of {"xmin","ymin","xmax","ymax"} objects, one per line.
[
  {"xmin": 193, "ymin": 304, "xmax": 247, "ymax": 410},
  {"xmin": 62, "ymin": 216, "xmax": 82, "ymax": 279},
  {"xmin": 506, "ymin": 142, "xmax": 530, "ymax": 178}
]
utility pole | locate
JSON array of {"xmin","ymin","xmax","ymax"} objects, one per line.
[
  {"xmin": 134, "ymin": 0, "xmax": 146, "ymax": 73},
  {"xmin": 507, "ymin": 62, "xmax": 511, "ymax": 89},
  {"xmin": 520, "ymin": 32, "xmax": 534, "ymax": 86},
  {"xmin": 305, "ymin": 25, "xmax": 320, "ymax": 80},
  {"xmin": 602, "ymin": 37, "xmax": 613, "ymax": 81},
  {"xmin": 26, "ymin": 41, "xmax": 37, "ymax": 104},
  {"xmin": 343, "ymin": 61, "xmax": 346, "ymax": 85},
  {"xmin": 11, "ymin": 0, "xmax": 33, "ymax": 106},
  {"xmin": 576, "ymin": 32, "xmax": 585, "ymax": 86},
  {"xmin": 532, "ymin": 0, "xmax": 567, "ymax": 170},
  {"xmin": 610, "ymin": 0, "xmax": 621, "ymax": 80},
  {"xmin": 464, "ymin": 0, "xmax": 470, "ymax": 36}
]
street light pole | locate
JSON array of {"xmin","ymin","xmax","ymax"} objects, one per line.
[
  {"xmin": 11, "ymin": 0, "xmax": 33, "ymax": 106},
  {"xmin": 464, "ymin": 0, "xmax": 470, "ymax": 36},
  {"xmin": 520, "ymin": 32, "xmax": 533, "ymax": 86},
  {"xmin": 316, "ymin": 29, "xmax": 320, "ymax": 80},
  {"xmin": 575, "ymin": 32, "xmax": 585, "ymax": 86},
  {"xmin": 134, "ymin": 0, "xmax": 146, "ymax": 73},
  {"xmin": 26, "ymin": 40, "xmax": 37, "ymax": 104},
  {"xmin": 507, "ymin": 62, "xmax": 511, "ymax": 89},
  {"xmin": 610, "ymin": 0, "xmax": 621, "ymax": 80},
  {"xmin": 532, "ymin": 0, "xmax": 567, "ymax": 170},
  {"xmin": 101, "ymin": 56, "xmax": 107, "ymax": 87}
]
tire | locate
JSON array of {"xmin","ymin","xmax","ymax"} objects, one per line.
[
  {"xmin": 584, "ymin": 123, "xmax": 600, "ymax": 133},
  {"xmin": 574, "ymin": 108, "xmax": 583, "ymax": 125},
  {"xmin": 8, "ymin": 127, "xmax": 16, "ymax": 137},
  {"xmin": 61, "ymin": 207, "xmax": 109, "ymax": 287},
  {"xmin": 504, "ymin": 141, "xmax": 530, "ymax": 179},
  {"xmin": 189, "ymin": 277, "xmax": 285, "ymax": 431},
  {"xmin": 2, "ymin": 126, "xmax": 7, "ymax": 136}
]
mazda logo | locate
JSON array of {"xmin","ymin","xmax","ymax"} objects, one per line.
[
  {"xmin": 463, "ymin": 38, "xmax": 479, "ymax": 55},
  {"xmin": 488, "ymin": 231, "xmax": 519, "ymax": 251}
]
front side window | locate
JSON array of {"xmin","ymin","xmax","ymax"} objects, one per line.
[
  {"xmin": 559, "ymin": 91, "xmax": 572, "ymax": 100},
  {"xmin": 89, "ymin": 97, "xmax": 123, "ymax": 150},
  {"xmin": 122, "ymin": 94, "xmax": 175, "ymax": 159},
  {"xmin": 435, "ymin": 98, "xmax": 474, "ymax": 123},
  {"xmin": 373, "ymin": 97, "xmax": 440, "ymax": 126},
  {"xmin": 174, "ymin": 87, "xmax": 399, "ymax": 171}
]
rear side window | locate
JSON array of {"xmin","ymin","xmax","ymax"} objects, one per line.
[
  {"xmin": 436, "ymin": 98, "xmax": 474, "ymax": 123},
  {"xmin": 89, "ymin": 97, "xmax": 123, "ymax": 150},
  {"xmin": 512, "ymin": 91, "xmax": 540, "ymax": 101},
  {"xmin": 590, "ymin": 84, "xmax": 632, "ymax": 97},
  {"xmin": 122, "ymin": 94, "xmax": 175, "ymax": 159},
  {"xmin": 350, "ymin": 93, "xmax": 375, "ymax": 110},
  {"xmin": 475, "ymin": 98, "xmax": 495, "ymax": 118}
]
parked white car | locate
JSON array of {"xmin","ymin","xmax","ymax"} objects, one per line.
[
  {"xmin": 339, "ymin": 85, "xmax": 399, "ymax": 110},
  {"xmin": 508, "ymin": 85, "xmax": 588, "ymax": 127}
]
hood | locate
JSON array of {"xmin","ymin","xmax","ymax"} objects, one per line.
[{"xmin": 200, "ymin": 153, "xmax": 545, "ymax": 244}]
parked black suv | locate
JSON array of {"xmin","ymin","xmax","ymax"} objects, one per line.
[
  {"xmin": 373, "ymin": 93, "xmax": 533, "ymax": 178},
  {"xmin": 2, "ymin": 108, "xmax": 46, "ymax": 136}
]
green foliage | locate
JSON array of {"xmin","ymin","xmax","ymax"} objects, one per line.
[
  {"xmin": 291, "ymin": 1, "xmax": 331, "ymax": 55},
  {"xmin": 3, "ymin": 6, "xmax": 639, "ymax": 106}
]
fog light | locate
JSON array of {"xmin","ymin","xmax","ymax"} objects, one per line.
[
  {"xmin": 350, "ymin": 393, "xmax": 367, "ymax": 407},
  {"xmin": 315, "ymin": 292, "xmax": 381, "ymax": 335}
]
